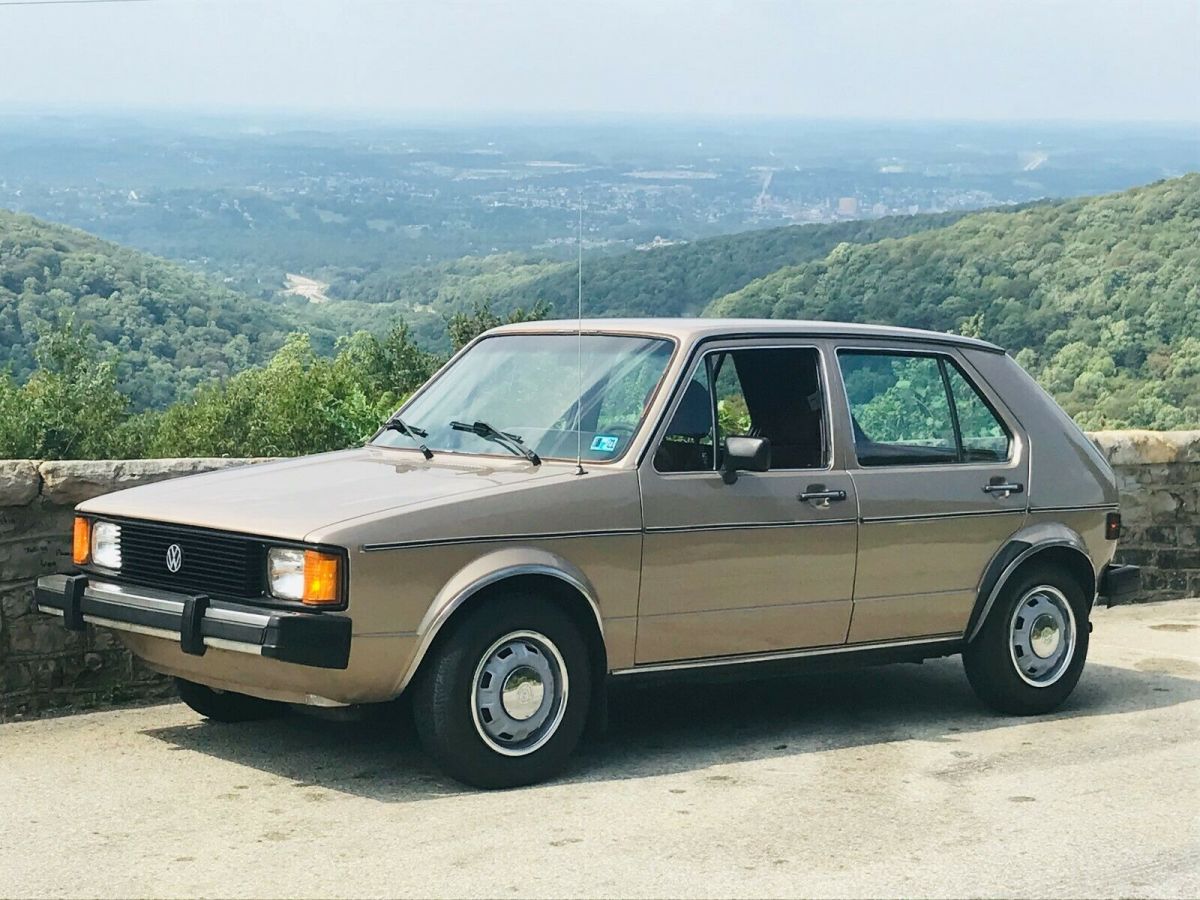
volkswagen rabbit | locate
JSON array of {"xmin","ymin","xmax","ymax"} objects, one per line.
[{"xmin": 36, "ymin": 319, "xmax": 1140, "ymax": 787}]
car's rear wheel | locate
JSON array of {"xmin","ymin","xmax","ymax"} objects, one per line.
[
  {"xmin": 963, "ymin": 562, "xmax": 1090, "ymax": 715},
  {"xmin": 175, "ymin": 677, "xmax": 282, "ymax": 722},
  {"xmin": 412, "ymin": 594, "xmax": 591, "ymax": 789}
]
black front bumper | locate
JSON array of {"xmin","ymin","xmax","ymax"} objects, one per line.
[
  {"xmin": 34, "ymin": 574, "xmax": 351, "ymax": 669},
  {"xmin": 1098, "ymin": 563, "xmax": 1142, "ymax": 606}
]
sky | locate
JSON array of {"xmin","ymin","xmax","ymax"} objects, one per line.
[{"xmin": 1, "ymin": 0, "xmax": 1197, "ymax": 121}]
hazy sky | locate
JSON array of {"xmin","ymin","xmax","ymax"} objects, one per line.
[{"xmin": 2, "ymin": 0, "xmax": 1197, "ymax": 121}]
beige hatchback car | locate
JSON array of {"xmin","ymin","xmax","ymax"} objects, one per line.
[{"xmin": 37, "ymin": 319, "xmax": 1139, "ymax": 787}]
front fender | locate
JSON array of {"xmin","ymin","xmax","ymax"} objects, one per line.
[
  {"xmin": 966, "ymin": 522, "xmax": 1096, "ymax": 643},
  {"xmin": 396, "ymin": 546, "xmax": 603, "ymax": 693}
]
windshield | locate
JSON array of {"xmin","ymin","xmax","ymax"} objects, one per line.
[{"xmin": 373, "ymin": 333, "xmax": 675, "ymax": 463}]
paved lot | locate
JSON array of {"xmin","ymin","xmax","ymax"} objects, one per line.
[{"xmin": 2, "ymin": 600, "xmax": 1198, "ymax": 899}]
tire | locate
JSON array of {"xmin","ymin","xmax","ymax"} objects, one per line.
[
  {"xmin": 175, "ymin": 677, "xmax": 283, "ymax": 723},
  {"xmin": 412, "ymin": 594, "xmax": 592, "ymax": 789},
  {"xmin": 963, "ymin": 562, "xmax": 1090, "ymax": 715}
]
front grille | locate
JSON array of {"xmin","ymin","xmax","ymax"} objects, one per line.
[{"xmin": 114, "ymin": 520, "xmax": 266, "ymax": 599}]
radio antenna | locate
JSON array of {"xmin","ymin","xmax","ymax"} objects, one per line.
[{"xmin": 574, "ymin": 193, "xmax": 586, "ymax": 476}]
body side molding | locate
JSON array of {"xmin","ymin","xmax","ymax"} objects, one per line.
[{"xmin": 611, "ymin": 634, "xmax": 961, "ymax": 676}]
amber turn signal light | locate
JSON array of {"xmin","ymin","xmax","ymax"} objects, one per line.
[
  {"xmin": 302, "ymin": 550, "xmax": 342, "ymax": 605},
  {"xmin": 72, "ymin": 516, "xmax": 92, "ymax": 565}
]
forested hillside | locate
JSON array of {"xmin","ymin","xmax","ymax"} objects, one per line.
[
  {"xmin": 709, "ymin": 175, "xmax": 1200, "ymax": 430},
  {"xmin": 327, "ymin": 211, "xmax": 970, "ymax": 342},
  {"xmin": 0, "ymin": 205, "xmax": 972, "ymax": 405},
  {"xmin": 0, "ymin": 210, "xmax": 338, "ymax": 407},
  {"xmin": 2, "ymin": 175, "xmax": 1197, "ymax": 456}
]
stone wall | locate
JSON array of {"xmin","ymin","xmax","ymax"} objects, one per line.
[
  {"xmin": 1091, "ymin": 431, "xmax": 1200, "ymax": 603},
  {"xmin": 1, "ymin": 433, "xmax": 1198, "ymax": 719},
  {"xmin": 1, "ymin": 460, "xmax": 263, "ymax": 719}
]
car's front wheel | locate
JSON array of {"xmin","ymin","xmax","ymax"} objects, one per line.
[
  {"xmin": 175, "ymin": 677, "xmax": 283, "ymax": 722},
  {"xmin": 412, "ymin": 595, "xmax": 591, "ymax": 789},
  {"xmin": 963, "ymin": 562, "xmax": 1090, "ymax": 715}
]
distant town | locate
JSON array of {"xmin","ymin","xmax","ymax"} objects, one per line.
[{"xmin": 0, "ymin": 115, "xmax": 1194, "ymax": 300}]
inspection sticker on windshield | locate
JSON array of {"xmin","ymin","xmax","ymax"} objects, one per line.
[{"xmin": 590, "ymin": 434, "xmax": 619, "ymax": 453}]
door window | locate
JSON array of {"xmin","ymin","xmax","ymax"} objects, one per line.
[
  {"xmin": 655, "ymin": 347, "xmax": 827, "ymax": 472},
  {"xmin": 838, "ymin": 350, "xmax": 1010, "ymax": 467},
  {"xmin": 945, "ymin": 363, "xmax": 1011, "ymax": 462}
]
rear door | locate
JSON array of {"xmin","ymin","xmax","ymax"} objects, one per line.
[{"xmin": 833, "ymin": 344, "xmax": 1028, "ymax": 642}]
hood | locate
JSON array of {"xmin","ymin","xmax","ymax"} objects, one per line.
[{"xmin": 78, "ymin": 448, "xmax": 577, "ymax": 542}]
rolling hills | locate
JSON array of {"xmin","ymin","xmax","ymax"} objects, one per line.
[
  {"xmin": 0, "ymin": 210, "xmax": 341, "ymax": 407},
  {"xmin": 709, "ymin": 174, "xmax": 1200, "ymax": 429},
  {"xmin": 3, "ymin": 174, "xmax": 1198, "ymax": 431},
  {"xmin": 323, "ymin": 210, "xmax": 970, "ymax": 340},
  {"xmin": 0, "ymin": 205, "xmax": 973, "ymax": 404}
]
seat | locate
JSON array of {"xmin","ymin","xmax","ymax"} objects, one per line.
[{"xmin": 654, "ymin": 380, "xmax": 714, "ymax": 472}]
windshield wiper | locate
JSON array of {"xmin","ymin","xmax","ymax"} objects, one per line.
[
  {"xmin": 450, "ymin": 420, "xmax": 541, "ymax": 465},
  {"xmin": 383, "ymin": 415, "xmax": 433, "ymax": 460}
]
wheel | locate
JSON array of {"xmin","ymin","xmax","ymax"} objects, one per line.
[
  {"xmin": 175, "ymin": 677, "xmax": 282, "ymax": 723},
  {"xmin": 411, "ymin": 594, "xmax": 591, "ymax": 789},
  {"xmin": 963, "ymin": 562, "xmax": 1090, "ymax": 715}
]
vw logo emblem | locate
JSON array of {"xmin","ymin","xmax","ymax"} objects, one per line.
[{"xmin": 165, "ymin": 543, "xmax": 184, "ymax": 574}]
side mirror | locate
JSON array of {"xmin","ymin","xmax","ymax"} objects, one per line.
[{"xmin": 721, "ymin": 436, "xmax": 771, "ymax": 484}]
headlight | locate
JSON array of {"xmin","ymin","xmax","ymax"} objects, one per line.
[
  {"xmin": 267, "ymin": 547, "xmax": 342, "ymax": 606},
  {"xmin": 91, "ymin": 521, "xmax": 122, "ymax": 570}
]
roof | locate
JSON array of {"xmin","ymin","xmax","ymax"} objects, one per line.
[{"xmin": 489, "ymin": 317, "xmax": 1005, "ymax": 353}]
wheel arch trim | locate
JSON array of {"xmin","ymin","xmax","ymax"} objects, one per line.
[
  {"xmin": 395, "ymin": 548, "xmax": 604, "ymax": 693},
  {"xmin": 967, "ymin": 526, "xmax": 1097, "ymax": 644}
]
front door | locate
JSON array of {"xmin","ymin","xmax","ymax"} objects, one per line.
[
  {"xmin": 635, "ymin": 341, "xmax": 859, "ymax": 663},
  {"xmin": 833, "ymin": 345, "xmax": 1029, "ymax": 643}
]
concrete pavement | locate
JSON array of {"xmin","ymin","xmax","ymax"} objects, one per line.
[{"xmin": 2, "ymin": 600, "xmax": 1198, "ymax": 898}]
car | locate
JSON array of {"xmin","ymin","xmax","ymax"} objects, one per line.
[{"xmin": 36, "ymin": 318, "xmax": 1140, "ymax": 788}]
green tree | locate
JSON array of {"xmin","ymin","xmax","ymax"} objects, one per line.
[
  {"xmin": 0, "ymin": 320, "xmax": 139, "ymax": 458},
  {"xmin": 446, "ymin": 299, "xmax": 552, "ymax": 351}
]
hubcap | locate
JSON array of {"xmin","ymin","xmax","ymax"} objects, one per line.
[
  {"xmin": 471, "ymin": 630, "xmax": 568, "ymax": 757},
  {"xmin": 1009, "ymin": 585, "xmax": 1076, "ymax": 687},
  {"xmin": 501, "ymin": 667, "xmax": 545, "ymax": 720},
  {"xmin": 1029, "ymin": 614, "xmax": 1062, "ymax": 658}
]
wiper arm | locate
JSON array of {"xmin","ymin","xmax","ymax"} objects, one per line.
[
  {"xmin": 383, "ymin": 415, "xmax": 433, "ymax": 460},
  {"xmin": 450, "ymin": 420, "xmax": 541, "ymax": 465}
]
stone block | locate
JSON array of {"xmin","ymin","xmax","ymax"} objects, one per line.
[
  {"xmin": 1157, "ymin": 548, "xmax": 1200, "ymax": 571},
  {"xmin": 0, "ymin": 582, "xmax": 35, "ymax": 620},
  {"xmin": 1120, "ymin": 488, "xmax": 1184, "ymax": 523},
  {"xmin": 1114, "ymin": 547, "xmax": 1157, "ymax": 568},
  {"xmin": 0, "ymin": 538, "xmax": 70, "ymax": 582},
  {"xmin": 1141, "ymin": 568, "xmax": 1190, "ymax": 595},
  {"xmin": 38, "ymin": 458, "xmax": 260, "ymax": 507},
  {"xmin": 1, "ymin": 660, "xmax": 34, "ymax": 695},
  {"xmin": 1090, "ymin": 430, "xmax": 1200, "ymax": 466},
  {"xmin": 0, "ymin": 504, "xmax": 74, "ymax": 539},
  {"xmin": 4, "ymin": 614, "xmax": 86, "ymax": 658},
  {"xmin": 1140, "ymin": 525, "xmax": 1179, "ymax": 547},
  {"xmin": 0, "ymin": 461, "xmax": 40, "ymax": 507}
]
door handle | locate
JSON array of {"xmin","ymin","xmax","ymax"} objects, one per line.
[
  {"xmin": 982, "ymin": 482, "xmax": 1024, "ymax": 496},
  {"xmin": 799, "ymin": 489, "xmax": 847, "ymax": 509}
]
